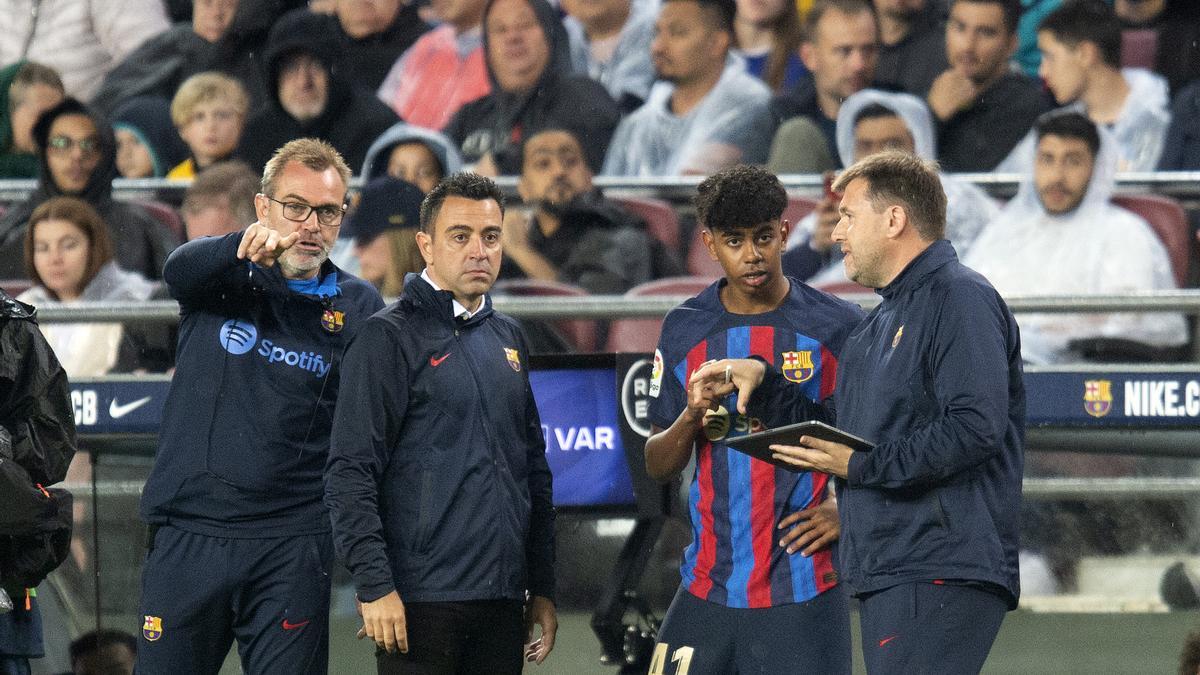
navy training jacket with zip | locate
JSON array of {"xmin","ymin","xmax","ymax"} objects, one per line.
[
  {"xmin": 324, "ymin": 273, "xmax": 555, "ymax": 605},
  {"xmin": 751, "ymin": 241, "xmax": 1025, "ymax": 607},
  {"xmin": 139, "ymin": 232, "xmax": 384, "ymax": 537}
]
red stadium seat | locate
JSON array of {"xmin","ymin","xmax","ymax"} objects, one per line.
[
  {"xmin": 1121, "ymin": 29, "xmax": 1157, "ymax": 70},
  {"xmin": 1112, "ymin": 194, "xmax": 1190, "ymax": 287},
  {"xmin": 135, "ymin": 200, "xmax": 185, "ymax": 244},
  {"xmin": 686, "ymin": 228, "xmax": 724, "ymax": 280},
  {"xmin": 605, "ymin": 276, "xmax": 713, "ymax": 353},
  {"xmin": 813, "ymin": 280, "xmax": 871, "ymax": 297},
  {"xmin": 493, "ymin": 278, "xmax": 598, "ymax": 352},
  {"xmin": 783, "ymin": 196, "xmax": 819, "ymax": 227},
  {"xmin": 611, "ymin": 195, "xmax": 681, "ymax": 251},
  {"xmin": 0, "ymin": 279, "xmax": 32, "ymax": 297}
]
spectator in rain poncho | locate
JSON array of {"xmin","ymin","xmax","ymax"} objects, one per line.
[
  {"xmin": 782, "ymin": 89, "xmax": 997, "ymax": 285},
  {"xmin": 965, "ymin": 110, "xmax": 1186, "ymax": 364},
  {"xmin": 996, "ymin": 0, "xmax": 1171, "ymax": 172},
  {"xmin": 601, "ymin": 0, "xmax": 774, "ymax": 176}
]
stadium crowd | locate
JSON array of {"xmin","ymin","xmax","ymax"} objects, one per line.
[{"xmin": 2, "ymin": 0, "xmax": 1200, "ymax": 671}]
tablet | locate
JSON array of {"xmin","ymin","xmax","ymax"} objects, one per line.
[{"xmin": 724, "ymin": 421, "xmax": 874, "ymax": 471}]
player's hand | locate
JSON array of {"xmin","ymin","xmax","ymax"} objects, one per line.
[
  {"xmin": 770, "ymin": 435, "xmax": 853, "ymax": 478},
  {"xmin": 779, "ymin": 498, "xmax": 840, "ymax": 555},
  {"xmin": 236, "ymin": 221, "xmax": 299, "ymax": 267},
  {"xmin": 356, "ymin": 591, "xmax": 408, "ymax": 654},
  {"xmin": 524, "ymin": 595, "xmax": 557, "ymax": 665},
  {"xmin": 927, "ymin": 68, "xmax": 979, "ymax": 121},
  {"xmin": 810, "ymin": 199, "xmax": 840, "ymax": 254},
  {"xmin": 688, "ymin": 359, "xmax": 766, "ymax": 415}
]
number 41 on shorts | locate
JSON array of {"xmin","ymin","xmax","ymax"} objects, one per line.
[{"xmin": 647, "ymin": 644, "xmax": 695, "ymax": 675}]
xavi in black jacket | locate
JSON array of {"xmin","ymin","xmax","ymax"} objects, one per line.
[{"xmin": 325, "ymin": 272, "xmax": 555, "ymax": 606}]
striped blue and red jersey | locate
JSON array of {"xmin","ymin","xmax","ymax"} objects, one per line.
[{"xmin": 648, "ymin": 278, "xmax": 864, "ymax": 608}]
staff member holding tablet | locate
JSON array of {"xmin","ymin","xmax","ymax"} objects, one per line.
[{"xmin": 693, "ymin": 151, "xmax": 1025, "ymax": 675}]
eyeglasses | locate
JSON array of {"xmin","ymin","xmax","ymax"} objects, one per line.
[
  {"xmin": 47, "ymin": 135, "xmax": 101, "ymax": 156},
  {"xmin": 264, "ymin": 196, "xmax": 346, "ymax": 227}
]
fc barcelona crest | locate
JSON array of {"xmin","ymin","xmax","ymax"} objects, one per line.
[
  {"xmin": 321, "ymin": 309, "xmax": 344, "ymax": 333},
  {"xmin": 1084, "ymin": 380, "xmax": 1113, "ymax": 418},
  {"xmin": 143, "ymin": 615, "xmax": 163, "ymax": 641},
  {"xmin": 505, "ymin": 347, "xmax": 521, "ymax": 372},
  {"xmin": 781, "ymin": 351, "xmax": 815, "ymax": 383}
]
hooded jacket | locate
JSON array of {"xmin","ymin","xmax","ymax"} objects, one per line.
[
  {"xmin": 783, "ymin": 90, "xmax": 998, "ymax": 282},
  {"xmin": 603, "ymin": 55, "xmax": 774, "ymax": 176},
  {"xmin": 337, "ymin": 1, "xmax": 431, "ymax": 92},
  {"xmin": 0, "ymin": 98, "xmax": 177, "ymax": 280},
  {"xmin": 964, "ymin": 112, "xmax": 1186, "ymax": 364},
  {"xmin": 325, "ymin": 273, "xmax": 555, "ymax": 604},
  {"xmin": 360, "ymin": 122, "xmax": 464, "ymax": 182},
  {"xmin": 443, "ymin": 0, "xmax": 620, "ymax": 174},
  {"xmin": 91, "ymin": 0, "xmax": 281, "ymax": 115},
  {"xmin": 0, "ymin": 61, "xmax": 40, "ymax": 179},
  {"xmin": 139, "ymin": 232, "xmax": 384, "ymax": 537},
  {"xmin": 112, "ymin": 96, "xmax": 190, "ymax": 178},
  {"xmin": 236, "ymin": 10, "xmax": 400, "ymax": 172}
]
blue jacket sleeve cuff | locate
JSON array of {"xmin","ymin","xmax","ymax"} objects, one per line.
[{"xmin": 846, "ymin": 450, "xmax": 869, "ymax": 486}]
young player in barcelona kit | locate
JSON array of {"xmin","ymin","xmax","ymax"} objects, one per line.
[{"xmin": 645, "ymin": 165, "xmax": 864, "ymax": 674}]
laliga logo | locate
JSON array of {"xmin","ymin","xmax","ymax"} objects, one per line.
[{"xmin": 220, "ymin": 320, "xmax": 258, "ymax": 355}]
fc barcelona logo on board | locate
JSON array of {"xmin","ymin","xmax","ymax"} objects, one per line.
[
  {"xmin": 781, "ymin": 351, "xmax": 815, "ymax": 383},
  {"xmin": 1084, "ymin": 380, "xmax": 1113, "ymax": 418},
  {"xmin": 505, "ymin": 348, "xmax": 521, "ymax": 372}
]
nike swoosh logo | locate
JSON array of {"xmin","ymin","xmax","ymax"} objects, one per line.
[
  {"xmin": 878, "ymin": 635, "xmax": 899, "ymax": 647},
  {"xmin": 109, "ymin": 396, "xmax": 151, "ymax": 419},
  {"xmin": 430, "ymin": 352, "xmax": 451, "ymax": 367},
  {"xmin": 282, "ymin": 619, "xmax": 310, "ymax": 630}
]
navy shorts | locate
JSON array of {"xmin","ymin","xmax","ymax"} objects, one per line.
[
  {"xmin": 136, "ymin": 525, "xmax": 332, "ymax": 675},
  {"xmin": 652, "ymin": 585, "xmax": 852, "ymax": 674},
  {"xmin": 857, "ymin": 582, "xmax": 1007, "ymax": 675}
]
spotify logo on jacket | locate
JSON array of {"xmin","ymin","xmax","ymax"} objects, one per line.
[{"xmin": 218, "ymin": 319, "xmax": 331, "ymax": 377}]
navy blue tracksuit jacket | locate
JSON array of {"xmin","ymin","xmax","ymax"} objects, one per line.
[
  {"xmin": 325, "ymin": 274, "xmax": 555, "ymax": 604},
  {"xmin": 140, "ymin": 233, "xmax": 384, "ymax": 536},
  {"xmin": 753, "ymin": 241, "xmax": 1025, "ymax": 606}
]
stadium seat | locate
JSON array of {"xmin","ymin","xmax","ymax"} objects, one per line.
[
  {"xmin": 1112, "ymin": 194, "xmax": 1190, "ymax": 287},
  {"xmin": 611, "ymin": 195, "xmax": 681, "ymax": 251},
  {"xmin": 492, "ymin": 278, "xmax": 598, "ymax": 352},
  {"xmin": 783, "ymin": 195, "xmax": 819, "ymax": 227},
  {"xmin": 686, "ymin": 229, "xmax": 723, "ymax": 280},
  {"xmin": 135, "ymin": 200, "xmax": 186, "ymax": 243},
  {"xmin": 0, "ymin": 279, "xmax": 32, "ymax": 297},
  {"xmin": 605, "ymin": 276, "xmax": 713, "ymax": 353},
  {"xmin": 813, "ymin": 280, "xmax": 872, "ymax": 297},
  {"xmin": 1121, "ymin": 29, "xmax": 1157, "ymax": 70}
]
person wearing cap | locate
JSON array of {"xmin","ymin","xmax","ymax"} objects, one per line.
[{"xmin": 346, "ymin": 176, "xmax": 426, "ymax": 297}]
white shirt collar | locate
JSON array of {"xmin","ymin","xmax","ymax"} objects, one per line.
[{"xmin": 420, "ymin": 269, "xmax": 486, "ymax": 320}]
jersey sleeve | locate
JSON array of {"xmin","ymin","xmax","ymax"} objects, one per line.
[{"xmin": 647, "ymin": 314, "xmax": 687, "ymax": 430}]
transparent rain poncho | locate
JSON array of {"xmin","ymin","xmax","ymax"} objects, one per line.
[
  {"xmin": 964, "ymin": 112, "xmax": 1186, "ymax": 364},
  {"xmin": 786, "ymin": 89, "xmax": 999, "ymax": 286}
]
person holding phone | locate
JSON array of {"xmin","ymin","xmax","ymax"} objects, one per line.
[{"xmin": 643, "ymin": 165, "xmax": 864, "ymax": 673}]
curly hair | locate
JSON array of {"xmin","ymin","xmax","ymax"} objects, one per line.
[{"xmin": 694, "ymin": 165, "xmax": 788, "ymax": 234}]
